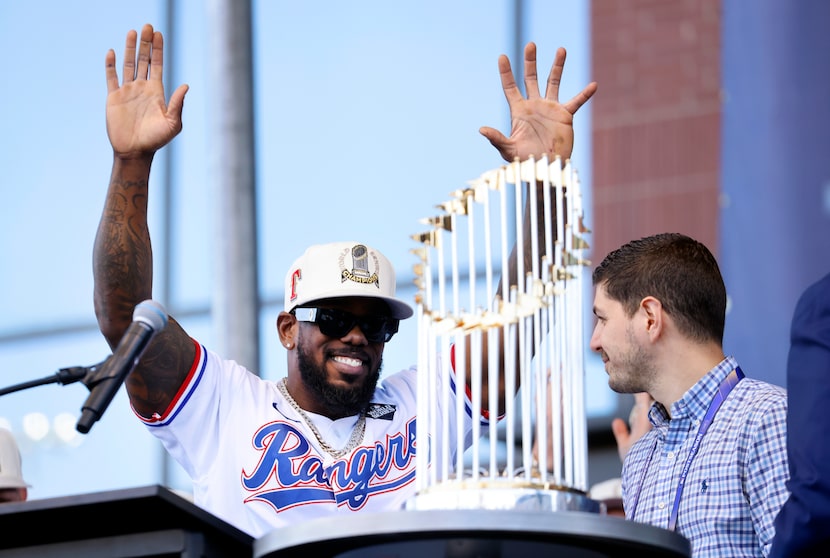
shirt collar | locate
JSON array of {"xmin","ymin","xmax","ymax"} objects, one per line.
[{"xmin": 668, "ymin": 355, "xmax": 739, "ymax": 422}]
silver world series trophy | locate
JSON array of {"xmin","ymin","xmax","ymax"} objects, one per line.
[{"xmin": 407, "ymin": 154, "xmax": 597, "ymax": 513}]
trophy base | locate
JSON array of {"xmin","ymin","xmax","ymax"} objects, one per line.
[{"xmin": 405, "ymin": 481, "xmax": 603, "ymax": 514}]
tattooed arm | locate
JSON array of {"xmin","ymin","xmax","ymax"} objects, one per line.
[{"xmin": 93, "ymin": 24, "xmax": 193, "ymax": 418}]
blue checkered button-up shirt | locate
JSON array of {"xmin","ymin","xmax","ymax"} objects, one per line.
[{"xmin": 622, "ymin": 356, "xmax": 789, "ymax": 557}]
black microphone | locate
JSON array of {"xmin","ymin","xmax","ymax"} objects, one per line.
[{"xmin": 76, "ymin": 300, "xmax": 168, "ymax": 434}]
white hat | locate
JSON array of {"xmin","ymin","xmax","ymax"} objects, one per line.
[
  {"xmin": 589, "ymin": 477, "xmax": 622, "ymax": 501},
  {"xmin": 0, "ymin": 428, "xmax": 30, "ymax": 489},
  {"xmin": 284, "ymin": 242, "xmax": 413, "ymax": 320}
]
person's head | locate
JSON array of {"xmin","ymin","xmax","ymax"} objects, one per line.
[
  {"xmin": 0, "ymin": 428, "xmax": 29, "ymax": 503},
  {"xmin": 277, "ymin": 242, "xmax": 413, "ymax": 417},
  {"xmin": 590, "ymin": 233, "xmax": 726, "ymax": 394}
]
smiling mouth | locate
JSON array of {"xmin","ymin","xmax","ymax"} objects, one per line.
[{"xmin": 332, "ymin": 355, "xmax": 363, "ymax": 368}]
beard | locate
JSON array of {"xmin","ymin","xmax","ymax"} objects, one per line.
[
  {"xmin": 296, "ymin": 341, "xmax": 382, "ymax": 417},
  {"xmin": 606, "ymin": 325, "xmax": 657, "ymax": 394}
]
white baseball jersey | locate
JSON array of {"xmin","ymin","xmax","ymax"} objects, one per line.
[{"xmin": 136, "ymin": 339, "xmax": 481, "ymax": 538}]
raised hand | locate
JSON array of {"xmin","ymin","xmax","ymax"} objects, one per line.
[
  {"xmin": 480, "ymin": 42, "xmax": 597, "ymax": 163},
  {"xmin": 104, "ymin": 23, "xmax": 188, "ymax": 158},
  {"xmin": 611, "ymin": 392, "xmax": 654, "ymax": 462}
]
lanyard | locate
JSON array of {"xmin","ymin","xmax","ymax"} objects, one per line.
[
  {"xmin": 666, "ymin": 367, "xmax": 744, "ymax": 531},
  {"xmin": 629, "ymin": 367, "xmax": 745, "ymax": 531}
]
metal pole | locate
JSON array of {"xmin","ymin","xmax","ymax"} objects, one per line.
[{"xmin": 206, "ymin": 0, "xmax": 260, "ymax": 374}]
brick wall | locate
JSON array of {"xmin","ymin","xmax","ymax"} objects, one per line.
[{"xmin": 590, "ymin": 0, "xmax": 722, "ymax": 263}]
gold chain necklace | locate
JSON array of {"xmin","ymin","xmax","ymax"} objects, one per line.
[{"xmin": 277, "ymin": 378, "xmax": 367, "ymax": 459}]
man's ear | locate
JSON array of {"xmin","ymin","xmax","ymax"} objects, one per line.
[
  {"xmin": 640, "ymin": 296, "xmax": 664, "ymax": 340},
  {"xmin": 277, "ymin": 311, "xmax": 298, "ymax": 348}
]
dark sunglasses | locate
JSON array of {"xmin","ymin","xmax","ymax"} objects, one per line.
[{"xmin": 292, "ymin": 307, "xmax": 399, "ymax": 343}]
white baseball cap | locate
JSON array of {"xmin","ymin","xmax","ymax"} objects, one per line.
[
  {"xmin": 284, "ymin": 242, "xmax": 413, "ymax": 320},
  {"xmin": 0, "ymin": 428, "xmax": 30, "ymax": 489},
  {"xmin": 589, "ymin": 477, "xmax": 622, "ymax": 501}
]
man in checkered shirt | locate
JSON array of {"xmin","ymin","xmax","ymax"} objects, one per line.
[{"xmin": 590, "ymin": 232, "xmax": 789, "ymax": 557}]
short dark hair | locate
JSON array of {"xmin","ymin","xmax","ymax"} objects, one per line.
[{"xmin": 592, "ymin": 233, "xmax": 726, "ymax": 345}]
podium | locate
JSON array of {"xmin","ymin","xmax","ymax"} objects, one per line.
[{"xmin": 0, "ymin": 484, "xmax": 253, "ymax": 557}]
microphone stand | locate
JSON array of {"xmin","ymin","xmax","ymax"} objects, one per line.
[
  {"xmin": 0, "ymin": 359, "xmax": 110, "ymax": 397},
  {"xmin": 3, "ymin": 301, "xmax": 166, "ymax": 435}
]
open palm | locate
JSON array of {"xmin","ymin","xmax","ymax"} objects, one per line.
[
  {"xmin": 480, "ymin": 42, "xmax": 597, "ymax": 163},
  {"xmin": 104, "ymin": 25, "xmax": 187, "ymax": 157}
]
